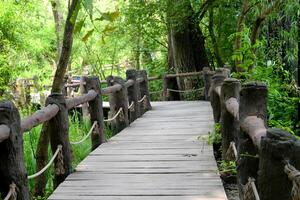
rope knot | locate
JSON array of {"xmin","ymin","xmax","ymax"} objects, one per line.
[
  {"xmin": 225, "ymin": 142, "xmax": 238, "ymax": 161},
  {"xmin": 284, "ymin": 163, "xmax": 300, "ymax": 200},
  {"xmin": 243, "ymin": 177, "xmax": 260, "ymax": 200}
]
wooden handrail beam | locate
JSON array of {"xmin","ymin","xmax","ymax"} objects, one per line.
[
  {"xmin": 165, "ymin": 71, "xmax": 203, "ymax": 79},
  {"xmin": 225, "ymin": 97, "xmax": 239, "ymax": 120},
  {"xmin": 66, "ymin": 89, "xmax": 98, "ymax": 109},
  {"xmin": 21, "ymin": 104, "xmax": 60, "ymax": 133},
  {"xmin": 101, "ymin": 84, "xmax": 122, "ymax": 95},
  {"xmin": 136, "ymin": 77, "xmax": 144, "ymax": 83},
  {"xmin": 148, "ymin": 76, "xmax": 161, "ymax": 81},
  {"xmin": 241, "ymin": 116, "xmax": 267, "ymax": 148},
  {"xmin": 124, "ymin": 79, "xmax": 134, "ymax": 88}
]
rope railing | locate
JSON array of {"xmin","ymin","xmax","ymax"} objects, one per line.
[
  {"xmin": 149, "ymin": 90, "xmax": 163, "ymax": 94},
  {"xmin": 225, "ymin": 141, "xmax": 238, "ymax": 161},
  {"xmin": 70, "ymin": 121, "xmax": 98, "ymax": 145},
  {"xmin": 244, "ymin": 177, "xmax": 260, "ymax": 200},
  {"xmin": 104, "ymin": 107, "xmax": 124, "ymax": 122},
  {"xmin": 4, "ymin": 183, "xmax": 17, "ymax": 200},
  {"xmin": 27, "ymin": 145, "xmax": 62, "ymax": 180},
  {"xmin": 284, "ymin": 163, "xmax": 300, "ymax": 200},
  {"xmin": 138, "ymin": 95, "xmax": 147, "ymax": 103},
  {"xmin": 128, "ymin": 102, "xmax": 135, "ymax": 111},
  {"xmin": 167, "ymin": 87, "xmax": 204, "ymax": 93}
]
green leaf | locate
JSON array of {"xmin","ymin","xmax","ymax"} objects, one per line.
[
  {"xmin": 83, "ymin": 0, "xmax": 93, "ymax": 17},
  {"xmin": 74, "ymin": 19, "xmax": 85, "ymax": 34},
  {"xmin": 81, "ymin": 29, "xmax": 94, "ymax": 42},
  {"xmin": 99, "ymin": 11, "xmax": 120, "ymax": 22},
  {"xmin": 103, "ymin": 25, "xmax": 117, "ymax": 35}
]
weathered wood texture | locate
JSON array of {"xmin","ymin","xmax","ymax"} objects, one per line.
[
  {"xmin": 83, "ymin": 76, "xmax": 105, "ymax": 150},
  {"xmin": 137, "ymin": 70, "xmax": 152, "ymax": 114},
  {"xmin": 203, "ymin": 67, "xmax": 214, "ymax": 101},
  {"xmin": 237, "ymin": 82, "xmax": 267, "ymax": 198},
  {"xmin": 48, "ymin": 101, "xmax": 227, "ymax": 200},
  {"xmin": 46, "ymin": 94, "xmax": 72, "ymax": 188},
  {"xmin": 220, "ymin": 78, "xmax": 240, "ymax": 160},
  {"xmin": 0, "ymin": 101, "xmax": 30, "ymax": 200},
  {"xmin": 126, "ymin": 69, "xmax": 140, "ymax": 122},
  {"xmin": 210, "ymin": 74, "xmax": 226, "ymax": 122},
  {"xmin": 107, "ymin": 76, "xmax": 129, "ymax": 135},
  {"xmin": 258, "ymin": 128, "xmax": 300, "ymax": 200}
]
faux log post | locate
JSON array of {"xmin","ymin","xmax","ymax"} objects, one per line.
[
  {"xmin": 210, "ymin": 74, "xmax": 226, "ymax": 122},
  {"xmin": 220, "ymin": 78, "xmax": 241, "ymax": 160},
  {"xmin": 237, "ymin": 82, "xmax": 267, "ymax": 198},
  {"xmin": 83, "ymin": 76, "xmax": 105, "ymax": 150},
  {"xmin": 46, "ymin": 94, "xmax": 72, "ymax": 188},
  {"xmin": 215, "ymin": 67, "xmax": 231, "ymax": 78},
  {"xmin": 126, "ymin": 69, "xmax": 140, "ymax": 122},
  {"xmin": 80, "ymin": 76, "xmax": 90, "ymax": 121},
  {"xmin": 0, "ymin": 101, "xmax": 30, "ymax": 200},
  {"xmin": 162, "ymin": 74, "xmax": 168, "ymax": 101},
  {"xmin": 258, "ymin": 128, "xmax": 300, "ymax": 200},
  {"xmin": 107, "ymin": 76, "xmax": 129, "ymax": 135},
  {"xmin": 137, "ymin": 70, "xmax": 152, "ymax": 114},
  {"xmin": 203, "ymin": 67, "xmax": 214, "ymax": 101}
]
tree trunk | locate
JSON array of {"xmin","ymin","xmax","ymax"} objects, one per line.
[
  {"xmin": 167, "ymin": 0, "xmax": 209, "ymax": 97},
  {"xmin": 34, "ymin": 0, "xmax": 80, "ymax": 195},
  {"xmin": 50, "ymin": 0, "xmax": 64, "ymax": 62}
]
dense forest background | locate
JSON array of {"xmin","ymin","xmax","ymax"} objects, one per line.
[{"xmin": 0, "ymin": 0, "xmax": 299, "ymax": 198}]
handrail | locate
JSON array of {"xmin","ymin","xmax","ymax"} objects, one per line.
[
  {"xmin": 101, "ymin": 84, "xmax": 122, "ymax": 95},
  {"xmin": 165, "ymin": 71, "xmax": 203, "ymax": 79},
  {"xmin": 136, "ymin": 77, "xmax": 144, "ymax": 83},
  {"xmin": 225, "ymin": 97, "xmax": 239, "ymax": 120},
  {"xmin": 66, "ymin": 90, "xmax": 98, "ymax": 109},
  {"xmin": 21, "ymin": 104, "xmax": 60, "ymax": 133},
  {"xmin": 124, "ymin": 79, "xmax": 134, "ymax": 88}
]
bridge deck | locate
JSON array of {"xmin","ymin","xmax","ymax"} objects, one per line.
[{"xmin": 48, "ymin": 101, "xmax": 227, "ymax": 200}]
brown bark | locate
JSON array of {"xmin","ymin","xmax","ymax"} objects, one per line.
[
  {"xmin": 50, "ymin": 0, "xmax": 64, "ymax": 62},
  {"xmin": 34, "ymin": 0, "xmax": 80, "ymax": 195},
  {"xmin": 51, "ymin": 0, "xmax": 80, "ymax": 93}
]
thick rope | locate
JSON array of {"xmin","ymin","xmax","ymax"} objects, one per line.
[
  {"xmin": 225, "ymin": 141, "xmax": 238, "ymax": 161},
  {"xmin": 138, "ymin": 95, "xmax": 147, "ymax": 103},
  {"xmin": 55, "ymin": 145, "xmax": 65, "ymax": 175},
  {"xmin": 167, "ymin": 88, "xmax": 204, "ymax": 93},
  {"xmin": 284, "ymin": 163, "xmax": 300, "ymax": 200},
  {"xmin": 128, "ymin": 101, "xmax": 135, "ymax": 112},
  {"xmin": 244, "ymin": 177, "xmax": 260, "ymax": 200},
  {"xmin": 4, "ymin": 183, "xmax": 17, "ymax": 200},
  {"xmin": 70, "ymin": 121, "xmax": 98, "ymax": 145},
  {"xmin": 104, "ymin": 107, "xmax": 123, "ymax": 122},
  {"xmin": 28, "ymin": 145, "xmax": 62, "ymax": 179},
  {"xmin": 150, "ymin": 90, "xmax": 163, "ymax": 94}
]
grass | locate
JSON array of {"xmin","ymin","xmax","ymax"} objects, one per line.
[{"xmin": 21, "ymin": 109, "xmax": 113, "ymax": 199}]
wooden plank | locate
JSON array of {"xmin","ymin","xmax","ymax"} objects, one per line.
[{"xmin": 48, "ymin": 101, "xmax": 227, "ymax": 200}]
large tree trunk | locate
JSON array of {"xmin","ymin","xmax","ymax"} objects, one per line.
[
  {"xmin": 34, "ymin": 0, "xmax": 80, "ymax": 196},
  {"xmin": 167, "ymin": 0, "xmax": 209, "ymax": 98}
]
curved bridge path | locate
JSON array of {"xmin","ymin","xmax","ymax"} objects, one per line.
[{"xmin": 49, "ymin": 101, "xmax": 227, "ymax": 200}]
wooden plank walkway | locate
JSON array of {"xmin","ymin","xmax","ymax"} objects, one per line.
[{"xmin": 48, "ymin": 101, "xmax": 227, "ymax": 200}]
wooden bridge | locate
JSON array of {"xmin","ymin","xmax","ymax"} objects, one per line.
[
  {"xmin": 0, "ymin": 68, "xmax": 299, "ymax": 200},
  {"xmin": 48, "ymin": 101, "xmax": 227, "ymax": 200}
]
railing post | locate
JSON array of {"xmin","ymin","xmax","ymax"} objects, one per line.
[
  {"xmin": 107, "ymin": 76, "xmax": 129, "ymax": 135},
  {"xmin": 220, "ymin": 78, "xmax": 241, "ymax": 160},
  {"xmin": 83, "ymin": 76, "xmax": 105, "ymax": 150},
  {"xmin": 237, "ymin": 82, "xmax": 267, "ymax": 198},
  {"xmin": 203, "ymin": 67, "xmax": 214, "ymax": 101},
  {"xmin": 210, "ymin": 74, "xmax": 226, "ymax": 122},
  {"xmin": 0, "ymin": 101, "xmax": 30, "ymax": 200},
  {"xmin": 162, "ymin": 74, "xmax": 168, "ymax": 101},
  {"xmin": 126, "ymin": 69, "xmax": 140, "ymax": 122},
  {"xmin": 80, "ymin": 76, "xmax": 90, "ymax": 121},
  {"xmin": 258, "ymin": 128, "xmax": 300, "ymax": 200},
  {"xmin": 137, "ymin": 70, "xmax": 152, "ymax": 114},
  {"xmin": 46, "ymin": 94, "xmax": 72, "ymax": 188}
]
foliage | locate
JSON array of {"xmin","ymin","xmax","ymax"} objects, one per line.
[
  {"xmin": 208, "ymin": 123, "xmax": 222, "ymax": 144},
  {"xmin": 218, "ymin": 160, "xmax": 237, "ymax": 175}
]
